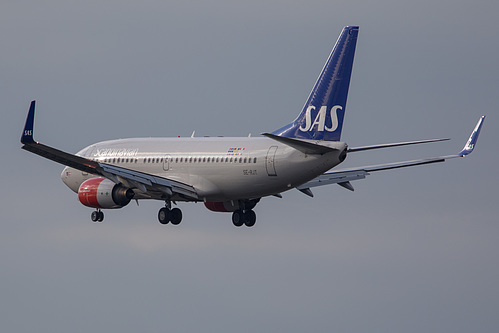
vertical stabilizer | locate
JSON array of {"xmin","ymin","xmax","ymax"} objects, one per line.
[{"xmin": 271, "ymin": 26, "xmax": 358, "ymax": 141}]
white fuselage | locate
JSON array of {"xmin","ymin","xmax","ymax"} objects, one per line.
[{"xmin": 61, "ymin": 137, "xmax": 347, "ymax": 201}]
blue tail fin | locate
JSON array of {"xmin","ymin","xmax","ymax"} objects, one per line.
[
  {"xmin": 21, "ymin": 100, "xmax": 36, "ymax": 144},
  {"xmin": 271, "ymin": 26, "xmax": 358, "ymax": 141}
]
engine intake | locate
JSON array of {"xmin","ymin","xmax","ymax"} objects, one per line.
[{"xmin": 78, "ymin": 177, "xmax": 134, "ymax": 209}]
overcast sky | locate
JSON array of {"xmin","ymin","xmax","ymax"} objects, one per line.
[{"xmin": 2, "ymin": 0, "xmax": 498, "ymax": 332}]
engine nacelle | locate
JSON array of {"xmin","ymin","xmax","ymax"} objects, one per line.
[
  {"xmin": 204, "ymin": 201, "xmax": 240, "ymax": 212},
  {"xmin": 205, "ymin": 199, "xmax": 260, "ymax": 212},
  {"xmin": 78, "ymin": 177, "xmax": 134, "ymax": 209}
]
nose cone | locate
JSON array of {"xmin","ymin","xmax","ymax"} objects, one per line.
[{"xmin": 61, "ymin": 167, "xmax": 80, "ymax": 193}]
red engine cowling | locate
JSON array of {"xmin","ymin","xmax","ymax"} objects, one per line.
[
  {"xmin": 78, "ymin": 177, "xmax": 134, "ymax": 209},
  {"xmin": 204, "ymin": 201, "xmax": 240, "ymax": 212}
]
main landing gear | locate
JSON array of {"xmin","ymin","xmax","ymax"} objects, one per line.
[
  {"xmin": 158, "ymin": 205, "xmax": 183, "ymax": 225},
  {"xmin": 91, "ymin": 209, "xmax": 104, "ymax": 222},
  {"xmin": 231, "ymin": 199, "xmax": 259, "ymax": 227},
  {"xmin": 232, "ymin": 209, "xmax": 256, "ymax": 227}
]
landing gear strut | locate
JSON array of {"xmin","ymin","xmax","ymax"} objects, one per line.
[
  {"xmin": 91, "ymin": 210, "xmax": 104, "ymax": 222},
  {"xmin": 232, "ymin": 209, "xmax": 256, "ymax": 227},
  {"xmin": 158, "ymin": 202, "xmax": 182, "ymax": 225}
]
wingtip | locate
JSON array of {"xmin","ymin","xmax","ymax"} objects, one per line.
[
  {"xmin": 458, "ymin": 116, "xmax": 485, "ymax": 157},
  {"xmin": 21, "ymin": 100, "xmax": 36, "ymax": 145}
]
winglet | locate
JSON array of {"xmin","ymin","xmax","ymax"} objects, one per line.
[
  {"xmin": 21, "ymin": 100, "xmax": 36, "ymax": 144},
  {"xmin": 458, "ymin": 116, "xmax": 485, "ymax": 157}
]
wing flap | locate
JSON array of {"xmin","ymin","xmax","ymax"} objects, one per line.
[
  {"xmin": 100, "ymin": 164, "xmax": 198, "ymax": 200},
  {"xmin": 296, "ymin": 169, "xmax": 368, "ymax": 190}
]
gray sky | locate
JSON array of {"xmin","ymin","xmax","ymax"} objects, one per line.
[{"xmin": 2, "ymin": 0, "xmax": 498, "ymax": 332}]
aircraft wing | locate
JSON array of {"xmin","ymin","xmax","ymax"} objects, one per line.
[
  {"xmin": 97, "ymin": 163, "xmax": 198, "ymax": 200},
  {"xmin": 21, "ymin": 101, "xmax": 199, "ymax": 201},
  {"xmin": 296, "ymin": 116, "xmax": 485, "ymax": 195}
]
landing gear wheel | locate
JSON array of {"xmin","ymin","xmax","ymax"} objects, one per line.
[
  {"xmin": 244, "ymin": 210, "xmax": 256, "ymax": 227},
  {"xmin": 91, "ymin": 210, "xmax": 104, "ymax": 222},
  {"xmin": 232, "ymin": 210, "xmax": 244, "ymax": 227},
  {"xmin": 158, "ymin": 207, "xmax": 170, "ymax": 224},
  {"xmin": 170, "ymin": 208, "xmax": 182, "ymax": 225}
]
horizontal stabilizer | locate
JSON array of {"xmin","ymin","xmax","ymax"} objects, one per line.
[
  {"xmin": 348, "ymin": 138, "xmax": 450, "ymax": 153},
  {"xmin": 297, "ymin": 116, "xmax": 485, "ymax": 191}
]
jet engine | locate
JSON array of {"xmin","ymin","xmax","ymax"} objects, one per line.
[{"xmin": 78, "ymin": 177, "xmax": 134, "ymax": 209}]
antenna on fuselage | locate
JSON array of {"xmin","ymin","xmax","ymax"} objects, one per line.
[{"xmin": 191, "ymin": 131, "xmax": 196, "ymax": 138}]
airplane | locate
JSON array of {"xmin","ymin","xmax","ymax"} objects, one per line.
[{"xmin": 20, "ymin": 26, "xmax": 485, "ymax": 227}]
